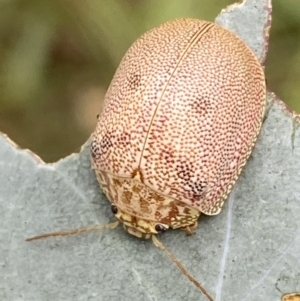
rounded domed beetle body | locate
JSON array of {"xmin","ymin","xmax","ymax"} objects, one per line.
[{"xmin": 91, "ymin": 19, "xmax": 266, "ymax": 239}]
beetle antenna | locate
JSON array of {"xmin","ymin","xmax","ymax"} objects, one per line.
[
  {"xmin": 152, "ymin": 235, "xmax": 214, "ymax": 301},
  {"xmin": 26, "ymin": 220, "xmax": 119, "ymax": 241}
]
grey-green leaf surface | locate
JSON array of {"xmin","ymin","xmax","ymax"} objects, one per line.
[{"xmin": 1, "ymin": 0, "xmax": 299, "ymax": 301}]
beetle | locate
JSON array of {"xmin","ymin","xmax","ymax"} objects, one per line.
[{"xmin": 91, "ymin": 18, "xmax": 266, "ymax": 239}]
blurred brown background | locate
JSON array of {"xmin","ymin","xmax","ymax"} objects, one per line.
[{"xmin": 0, "ymin": 0, "xmax": 299, "ymax": 162}]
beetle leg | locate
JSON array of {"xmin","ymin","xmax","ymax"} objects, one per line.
[{"xmin": 180, "ymin": 221, "xmax": 198, "ymax": 236}]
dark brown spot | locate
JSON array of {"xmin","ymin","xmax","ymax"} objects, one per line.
[
  {"xmin": 113, "ymin": 178, "xmax": 122, "ymax": 187},
  {"xmin": 127, "ymin": 73, "xmax": 141, "ymax": 90},
  {"xmin": 132, "ymin": 185, "xmax": 142, "ymax": 194},
  {"xmin": 90, "ymin": 139, "xmax": 101, "ymax": 160},
  {"xmin": 131, "ymin": 168, "xmax": 144, "ymax": 183},
  {"xmin": 176, "ymin": 161, "xmax": 207, "ymax": 198},
  {"xmin": 140, "ymin": 197, "xmax": 151, "ymax": 214},
  {"xmin": 158, "ymin": 205, "xmax": 179, "ymax": 224},
  {"xmin": 151, "ymin": 192, "xmax": 165, "ymax": 203},
  {"xmin": 189, "ymin": 96, "xmax": 210, "ymax": 116},
  {"xmin": 183, "ymin": 207, "xmax": 191, "ymax": 215},
  {"xmin": 123, "ymin": 191, "xmax": 132, "ymax": 205},
  {"xmin": 94, "ymin": 133, "xmax": 113, "ymax": 157},
  {"xmin": 155, "ymin": 211, "xmax": 163, "ymax": 221}
]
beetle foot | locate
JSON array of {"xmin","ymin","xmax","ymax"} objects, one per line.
[{"xmin": 180, "ymin": 221, "xmax": 198, "ymax": 236}]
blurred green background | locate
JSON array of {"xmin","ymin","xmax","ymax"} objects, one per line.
[{"xmin": 0, "ymin": 0, "xmax": 299, "ymax": 162}]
